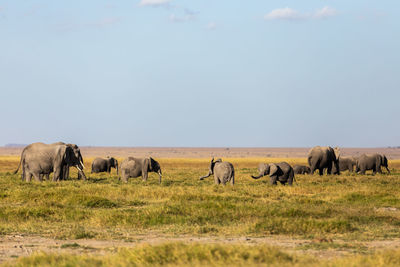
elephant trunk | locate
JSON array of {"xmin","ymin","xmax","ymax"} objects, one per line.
[
  {"xmin": 334, "ymin": 160, "xmax": 340, "ymax": 175},
  {"xmin": 200, "ymin": 172, "xmax": 212, "ymax": 180},
  {"xmin": 385, "ymin": 166, "xmax": 391, "ymax": 174},
  {"xmin": 251, "ymin": 174, "xmax": 264, "ymax": 179}
]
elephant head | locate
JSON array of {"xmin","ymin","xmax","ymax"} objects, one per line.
[
  {"xmin": 108, "ymin": 157, "xmax": 119, "ymax": 175},
  {"xmin": 145, "ymin": 157, "xmax": 162, "ymax": 183},
  {"xmin": 54, "ymin": 145, "xmax": 83, "ymax": 181},
  {"xmin": 200, "ymin": 158, "xmax": 222, "ymax": 180},
  {"xmin": 380, "ymin": 154, "xmax": 390, "ymax": 174},
  {"xmin": 331, "ymin": 147, "xmax": 340, "ymax": 175},
  {"xmin": 251, "ymin": 163, "xmax": 279, "ymax": 179},
  {"xmin": 67, "ymin": 144, "xmax": 85, "ymax": 172}
]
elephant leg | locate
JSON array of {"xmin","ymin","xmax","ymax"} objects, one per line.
[
  {"xmin": 377, "ymin": 166, "xmax": 382, "ymax": 174},
  {"xmin": 230, "ymin": 176, "xmax": 234, "ymax": 185},
  {"xmin": 32, "ymin": 172, "xmax": 41, "ymax": 182},
  {"xmin": 318, "ymin": 168, "xmax": 324, "ymax": 176},
  {"xmin": 26, "ymin": 172, "xmax": 32, "ymax": 182},
  {"xmin": 270, "ymin": 175, "xmax": 278, "ymax": 185}
]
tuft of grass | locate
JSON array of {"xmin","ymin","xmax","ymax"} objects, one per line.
[
  {"xmin": 8, "ymin": 243, "xmax": 400, "ymax": 267},
  {"xmin": 5, "ymin": 243, "xmax": 314, "ymax": 267}
]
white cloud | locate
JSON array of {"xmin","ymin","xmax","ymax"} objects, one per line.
[
  {"xmin": 139, "ymin": 0, "xmax": 170, "ymax": 7},
  {"xmin": 264, "ymin": 6, "xmax": 337, "ymax": 21},
  {"xmin": 206, "ymin": 22, "xmax": 217, "ymax": 30},
  {"xmin": 264, "ymin": 7, "xmax": 302, "ymax": 21},
  {"xmin": 314, "ymin": 6, "xmax": 337, "ymax": 19}
]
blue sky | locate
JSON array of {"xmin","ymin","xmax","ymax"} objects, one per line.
[{"xmin": 0, "ymin": 0, "xmax": 399, "ymax": 147}]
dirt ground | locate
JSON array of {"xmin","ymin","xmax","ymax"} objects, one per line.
[
  {"xmin": 2, "ymin": 146, "xmax": 400, "ymax": 159},
  {"xmin": 2, "ymin": 234, "xmax": 400, "ymax": 263}
]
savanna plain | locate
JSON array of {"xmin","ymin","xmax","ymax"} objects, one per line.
[{"xmin": 2, "ymin": 147, "xmax": 400, "ymax": 266}]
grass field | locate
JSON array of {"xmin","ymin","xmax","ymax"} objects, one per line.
[{"xmin": 2, "ymin": 156, "xmax": 400, "ymax": 266}]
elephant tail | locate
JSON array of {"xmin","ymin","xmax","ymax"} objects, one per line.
[
  {"xmin": 251, "ymin": 174, "xmax": 264, "ymax": 179},
  {"xmin": 14, "ymin": 157, "xmax": 23, "ymax": 174}
]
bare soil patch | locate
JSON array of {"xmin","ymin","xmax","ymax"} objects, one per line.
[{"xmin": 2, "ymin": 234, "xmax": 400, "ymax": 264}]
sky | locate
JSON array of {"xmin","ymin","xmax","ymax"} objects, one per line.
[{"xmin": 0, "ymin": 0, "xmax": 399, "ymax": 147}]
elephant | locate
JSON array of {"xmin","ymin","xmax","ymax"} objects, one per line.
[
  {"xmin": 91, "ymin": 157, "xmax": 118, "ymax": 175},
  {"xmin": 307, "ymin": 146, "xmax": 340, "ymax": 175},
  {"xmin": 251, "ymin": 162, "xmax": 295, "ymax": 185},
  {"xmin": 355, "ymin": 154, "xmax": 390, "ymax": 174},
  {"xmin": 120, "ymin": 157, "xmax": 162, "ymax": 183},
  {"xmin": 293, "ymin": 165, "xmax": 311, "ymax": 175},
  {"xmin": 14, "ymin": 142, "xmax": 85, "ymax": 182},
  {"xmin": 199, "ymin": 158, "xmax": 234, "ymax": 185},
  {"xmin": 332, "ymin": 156, "xmax": 357, "ymax": 173}
]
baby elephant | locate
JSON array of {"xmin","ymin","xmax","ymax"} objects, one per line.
[
  {"xmin": 120, "ymin": 157, "xmax": 162, "ymax": 183},
  {"xmin": 293, "ymin": 165, "xmax": 311, "ymax": 175},
  {"xmin": 199, "ymin": 158, "xmax": 234, "ymax": 185},
  {"xmin": 251, "ymin": 162, "xmax": 295, "ymax": 185},
  {"xmin": 91, "ymin": 157, "xmax": 118, "ymax": 175}
]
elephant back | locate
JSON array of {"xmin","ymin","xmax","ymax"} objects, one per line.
[{"xmin": 214, "ymin": 161, "xmax": 234, "ymax": 182}]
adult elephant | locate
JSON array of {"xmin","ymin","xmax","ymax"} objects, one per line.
[
  {"xmin": 251, "ymin": 162, "xmax": 295, "ymax": 185},
  {"xmin": 200, "ymin": 158, "xmax": 234, "ymax": 185},
  {"xmin": 120, "ymin": 157, "xmax": 162, "ymax": 183},
  {"xmin": 14, "ymin": 142, "xmax": 85, "ymax": 182},
  {"xmin": 91, "ymin": 157, "xmax": 118, "ymax": 175},
  {"xmin": 332, "ymin": 156, "xmax": 357, "ymax": 173},
  {"xmin": 356, "ymin": 154, "xmax": 390, "ymax": 174},
  {"xmin": 293, "ymin": 165, "xmax": 311, "ymax": 175},
  {"xmin": 307, "ymin": 146, "xmax": 340, "ymax": 175}
]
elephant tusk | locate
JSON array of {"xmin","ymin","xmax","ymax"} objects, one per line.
[
  {"xmin": 76, "ymin": 165, "xmax": 82, "ymax": 172},
  {"xmin": 80, "ymin": 160, "xmax": 85, "ymax": 169}
]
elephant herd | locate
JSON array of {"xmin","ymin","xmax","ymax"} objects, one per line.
[{"xmin": 13, "ymin": 143, "xmax": 391, "ymax": 185}]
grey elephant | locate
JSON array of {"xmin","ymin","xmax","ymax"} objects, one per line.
[
  {"xmin": 293, "ymin": 165, "xmax": 311, "ymax": 175},
  {"xmin": 120, "ymin": 157, "xmax": 162, "ymax": 183},
  {"xmin": 332, "ymin": 156, "xmax": 357, "ymax": 173},
  {"xmin": 307, "ymin": 146, "xmax": 340, "ymax": 175},
  {"xmin": 91, "ymin": 157, "xmax": 118, "ymax": 175},
  {"xmin": 355, "ymin": 154, "xmax": 390, "ymax": 174},
  {"xmin": 251, "ymin": 162, "xmax": 295, "ymax": 185},
  {"xmin": 199, "ymin": 158, "xmax": 234, "ymax": 185},
  {"xmin": 14, "ymin": 142, "xmax": 85, "ymax": 182}
]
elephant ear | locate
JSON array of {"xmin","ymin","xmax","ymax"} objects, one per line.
[
  {"xmin": 269, "ymin": 164, "xmax": 279, "ymax": 177},
  {"xmin": 144, "ymin": 158, "xmax": 151, "ymax": 171},
  {"xmin": 382, "ymin": 155, "xmax": 388, "ymax": 165},
  {"xmin": 55, "ymin": 145, "xmax": 67, "ymax": 166},
  {"xmin": 333, "ymin": 147, "xmax": 340, "ymax": 160},
  {"xmin": 209, "ymin": 158, "xmax": 215, "ymax": 174},
  {"xmin": 376, "ymin": 154, "xmax": 383, "ymax": 166}
]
